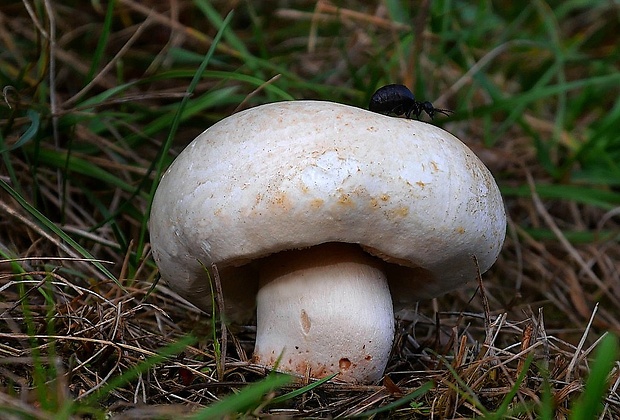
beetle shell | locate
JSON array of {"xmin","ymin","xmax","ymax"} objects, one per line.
[
  {"xmin": 369, "ymin": 84, "xmax": 451, "ymax": 120},
  {"xmin": 368, "ymin": 84, "xmax": 417, "ymax": 117}
]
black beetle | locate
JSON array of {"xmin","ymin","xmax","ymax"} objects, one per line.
[{"xmin": 369, "ymin": 84, "xmax": 452, "ymax": 120}]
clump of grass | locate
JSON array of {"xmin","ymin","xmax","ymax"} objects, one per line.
[{"xmin": 1, "ymin": 0, "xmax": 619, "ymax": 418}]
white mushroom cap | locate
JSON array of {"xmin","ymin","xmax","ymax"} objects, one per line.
[{"xmin": 149, "ymin": 100, "xmax": 506, "ymax": 383}]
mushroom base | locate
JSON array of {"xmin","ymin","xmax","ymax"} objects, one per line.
[{"xmin": 254, "ymin": 243, "xmax": 395, "ymax": 384}]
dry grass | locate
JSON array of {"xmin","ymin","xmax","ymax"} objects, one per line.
[{"xmin": 1, "ymin": 0, "xmax": 619, "ymax": 418}]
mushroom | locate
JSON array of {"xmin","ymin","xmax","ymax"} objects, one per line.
[{"xmin": 149, "ymin": 100, "xmax": 506, "ymax": 384}]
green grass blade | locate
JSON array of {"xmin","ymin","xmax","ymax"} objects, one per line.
[
  {"xmin": 0, "ymin": 178, "xmax": 119, "ymax": 285},
  {"xmin": 437, "ymin": 354, "xmax": 490, "ymax": 417},
  {"xmin": 486, "ymin": 355, "xmax": 534, "ymax": 419},
  {"xmin": 193, "ymin": 1, "xmax": 260, "ymax": 74},
  {"xmin": 474, "ymin": 73, "xmax": 620, "ymax": 117},
  {"xmin": 139, "ymin": 11, "xmax": 235, "ymax": 262},
  {"xmin": 188, "ymin": 374, "xmax": 293, "ymax": 419},
  {"xmin": 34, "ymin": 148, "xmax": 140, "ymax": 195},
  {"xmin": 538, "ymin": 363, "xmax": 555, "ymax": 420},
  {"xmin": 570, "ymin": 334, "xmax": 619, "ymax": 420},
  {"xmin": 0, "ymin": 109, "xmax": 40, "ymax": 153},
  {"xmin": 351, "ymin": 381, "xmax": 434, "ymax": 418},
  {"xmin": 501, "ymin": 184, "xmax": 620, "ymax": 210},
  {"xmin": 268, "ymin": 372, "xmax": 338, "ymax": 405},
  {"xmin": 86, "ymin": 0, "xmax": 116, "ymax": 82},
  {"xmin": 81, "ymin": 335, "xmax": 198, "ymax": 406},
  {"xmin": 0, "ymin": 133, "xmax": 20, "ymax": 195}
]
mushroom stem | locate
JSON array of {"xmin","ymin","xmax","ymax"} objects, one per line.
[{"xmin": 254, "ymin": 243, "xmax": 395, "ymax": 383}]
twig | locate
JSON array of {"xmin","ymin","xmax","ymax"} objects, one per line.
[
  {"xmin": 39, "ymin": 0, "xmax": 62, "ymax": 206},
  {"xmin": 600, "ymin": 364, "xmax": 620, "ymax": 420},
  {"xmin": 536, "ymin": 308, "xmax": 550, "ymax": 371},
  {"xmin": 517, "ymin": 322, "xmax": 533, "ymax": 379},
  {"xmin": 566, "ymin": 302, "xmax": 599, "ymax": 382},
  {"xmin": 0, "ymin": 199, "xmax": 103, "ymax": 280},
  {"xmin": 118, "ymin": 0, "xmax": 237, "ymax": 56},
  {"xmin": 233, "ymin": 74, "xmax": 282, "ymax": 114},
  {"xmin": 211, "ymin": 263, "xmax": 227, "ymax": 381},
  {"xmin": 435, "ymin": 39, "xmax": 537, "ymax": 105},
  {"xmin": 63, "ymin": 14, "xmax": 155, "ymax": 107},
  {"xmin": 506, "ymin": 216, "xmax": 524, "ymax": 292},
  {"xmin": 473, "ymin": 255, "xmax": 492, "ymax": 344},
  {"xmin": 0, "ymin": 256, "xmax": 112, "ymax": 264},
  {"xmin": 118, "ymin": 240, "xmax": 133, "ymax": 285},
  {"xmin": 525, "ymin": 171, "xmax": 610, "ymax": 298},
  {"xmin": 476, "ymin": 261, "xmax": 490, "ymax": 332}
]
